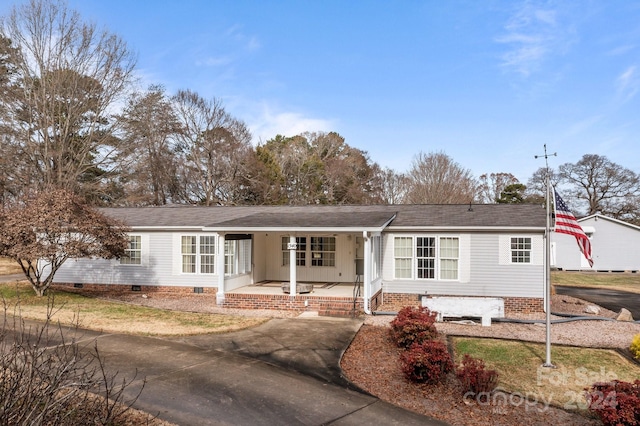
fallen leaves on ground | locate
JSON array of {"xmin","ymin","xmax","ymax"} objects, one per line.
[{"xmin": 340, "ymin": 325, "xmax": 601, "ymax": 426}]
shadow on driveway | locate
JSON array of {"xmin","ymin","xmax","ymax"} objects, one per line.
[{"xmin": 555, "ymin": 286, "xmax": 640, "ymax": 319}]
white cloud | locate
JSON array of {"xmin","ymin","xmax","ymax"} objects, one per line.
[
  {"xmin": 616, "ymin": 65, "xmax": 639, "ymax": 102},
  {"xmin": 247, "ymin": 103, "xmax": 335, "ymax": 144},
  {"xmin": 496, "ymin": 1, "xmax": 576, "ymax": 77}
]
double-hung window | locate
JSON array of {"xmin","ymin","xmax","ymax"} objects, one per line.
[
  {"xmin": 181, "ymin": 236, "xmax": 197, "ymax": 273},
  {"xmin": 394, "ymin": 236, "xmax": 459, "ymax": 280},
  {"xmin": 120, "ymin": 235, "xmax": 141, "ymax": 265},
  {"xmin": 439, "ymin": 237, "xmax": 459, "ymax": 279},
  {"xmin": 200, "ymin": 236, "xmax": 216, "ymax": 273},
  {"xmin": 394, "ymin": 237, "xmax": 413, "ymax": 279},
  {"xmin": 181, "ymin": 235, "xmax": 217, "ymax": 274},
  {"xmin": 510, "ymin": 237, "xmax": 531, "ymax": 263}
]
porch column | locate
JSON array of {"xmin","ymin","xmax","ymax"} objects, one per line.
[
  {"xmin": 216, "ymin": 233, "xmax": 226, "ymax": 305},
  {"xmin": 289, "ymin": 235, "xmax": 297, "ymax": 296},
  {"xmin": 363, "ymin": 231, "xmax": 372, "ymax": 314}
]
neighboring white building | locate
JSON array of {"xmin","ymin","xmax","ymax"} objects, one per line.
[
  {"xmin": 53, "ymin": 204, "xmax": 547, "ymax": 315},
  {"xmin": 552, "ymin": 213, "xmax": 640, "ymax": 272}
]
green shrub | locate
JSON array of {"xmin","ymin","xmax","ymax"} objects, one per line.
[
  {"xmin": 389, "ymin": 306, "xmax": 438, "ymax": 349},
  {"xmin": 630, "ymin": 334, "xmax": 640, "ymax": 361},
  {"xmin": 400, "ymin": 339, "xmax": 453, "ymax": 384}
]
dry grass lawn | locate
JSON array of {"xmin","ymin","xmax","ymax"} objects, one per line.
[
  {"xmin": 0, "ymin": 281, "xmax": 267, "ymax": 336},
  {"xmin": 552, "ymin": 270, "xmax": 640, "ymax": 293},
  {"xmin": 0, "ymin": 257, "xmax": 22, "ymax": 275},
  {"xmin": 453, "ymin": 337, "xmax": 640, "ymax": 411}
]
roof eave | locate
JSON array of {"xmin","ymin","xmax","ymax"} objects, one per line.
[{"xmin": 386, "ymin": 226, "xmax": 546, "ymax": 232}]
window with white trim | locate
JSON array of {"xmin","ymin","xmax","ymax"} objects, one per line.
[
  {"xmin": 224, "ymin": 240, "xmax": 236, "ymax": 274},
  {"xmin": 200, "ymin": 236, "xmax": 216, "ymax": 273},
  {"xmin": 439, "ymin": 237, "xmax": 459, "ymax": 279},
  {"xmin": 282, "ymin": 237, "xmax": 307, "ymax": 266},
  {"xmin": 393, "ymin": 236, "xmax": 459, "ymax": 280},
  {"xmin": 120, "ymin": 235, "xmax": 141, "ymax": 265},
  {"xmin": 394, "ymin": 237, "xmax": 413, "ymax": 279},
  {"xmin": 510, "ymin": 237, "xmax": 531, "ymax": 263},
  {"xmin": 416, "ymin": 237, "xmax": 436, "ymax": 279},
  {"xmin": 181, "ymin": 235, "xmax": 217, "ymax": 274},
  {"xmin": 181, "ymin": 236, "xmax": 197, "ymax": 273}
]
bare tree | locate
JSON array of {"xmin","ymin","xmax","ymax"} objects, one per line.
[
  {"xmin": 559, "ymin": 154, "xmax": 640, "ymax": 220},
  {"xmin": 0, "ymin": 187, "xmax": 129, "ymax": 296},
  {"xmin": 405, "ymin": 151, "xmax": 478, "ymax": 204},
  {"xmin": 374, "ymin": 166, "xmax": 408, "ymax": 204},
  {"xmin": 477, "ymin": 172, "xmax": 519, "ymax": 203},
  {"xmin": 0, "ymin": 0, "xmax": 136, "ymax": 200},
  {"xmin": 173, "ymin": 89, "xmax": 253, "ymax": 206},
  {"xmin": 526, "ymin": 166, "xmax": 560, "ymax": 205},
  {"xmin": 117, "ymin": 85, "xmax": 182, "ymax": 205}
]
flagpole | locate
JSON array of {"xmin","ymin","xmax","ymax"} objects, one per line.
[
  {"xmin": 535, "ymin": 145, "xmax": 556, "ymax": 368},
  {"xmin": 543, "ymin": 173, "xmax": 554, "ymax": 367}
]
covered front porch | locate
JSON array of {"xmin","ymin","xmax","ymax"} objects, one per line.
[{"xmin": 212, "ymin": 207, "xmax": 396, "ymax": 315}]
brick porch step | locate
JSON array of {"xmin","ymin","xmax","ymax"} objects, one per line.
[{"xmin": 318, "ymin": 301, "xmax": 359, "ymax": 318}]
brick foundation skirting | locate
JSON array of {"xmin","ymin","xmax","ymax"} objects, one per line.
[
  {"xmin": 52, "ymin": 283, "xmax": 542, "ymax": 315},
  {"xmin": 383, "ymin": 293, "xmax": 544, "ymax": 315},
  {"xmin": 53, "ymin": 282, "xmax": 217, "ymax": 294}
]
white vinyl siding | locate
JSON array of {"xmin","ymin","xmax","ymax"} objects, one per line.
[{"xmin": 384, "ymin": 233, "xmax": 543, "ymax": 299}]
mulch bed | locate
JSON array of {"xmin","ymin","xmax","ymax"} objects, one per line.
[{"xmin": 340, "ymin": 325, "xmax": 600, "ymax": 426}]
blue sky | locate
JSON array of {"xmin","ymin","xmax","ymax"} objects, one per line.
[{"xmin": 2, "ymin": 0, "xmax": 639, "ymax": 183}]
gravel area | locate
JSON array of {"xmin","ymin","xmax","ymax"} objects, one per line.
[{"xmin": 369, "ymin": 294, "xmax": 640, "ymax": 349}]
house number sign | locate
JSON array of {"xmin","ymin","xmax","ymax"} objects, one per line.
[{"xmin": 287, "ymin": 242, "xmax": 298, "ymax": 250}]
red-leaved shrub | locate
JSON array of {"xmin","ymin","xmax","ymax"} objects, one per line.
[
  {"xmin": 586, "ymin": 380, "xmax": 640, "ymax": 426},
  {"xmin": 400, "ymin": 339, "xmax": 454, "ymax": 384},
  {"xmin": 389, "ymin": 306, "xmax": 438, "ymax": 349},
  {"xmin": 456, "ymin": 354, "xmax": 499, "ymax": 401}
]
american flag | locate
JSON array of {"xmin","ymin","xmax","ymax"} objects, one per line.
[{"xmin": 553, "ymin": 189, "xmax": 593, "ymax": 267}]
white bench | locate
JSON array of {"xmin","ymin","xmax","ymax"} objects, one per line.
[{"xmin": 421, "ymin": 296, "xmax": 504, "ymax": 327}]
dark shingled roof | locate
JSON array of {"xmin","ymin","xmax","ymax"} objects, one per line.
[{"xmin": 100, "ymin": 204, "xmax": 546, "ymax": 230}]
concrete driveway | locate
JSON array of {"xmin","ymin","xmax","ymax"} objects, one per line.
[
  {"xmin": 555, "ymin": 286, "xmax": 640, "ymax": 319},
  {"xmin": 3, "ymin": 314, "xmax": 447, "ymax": 426}
]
